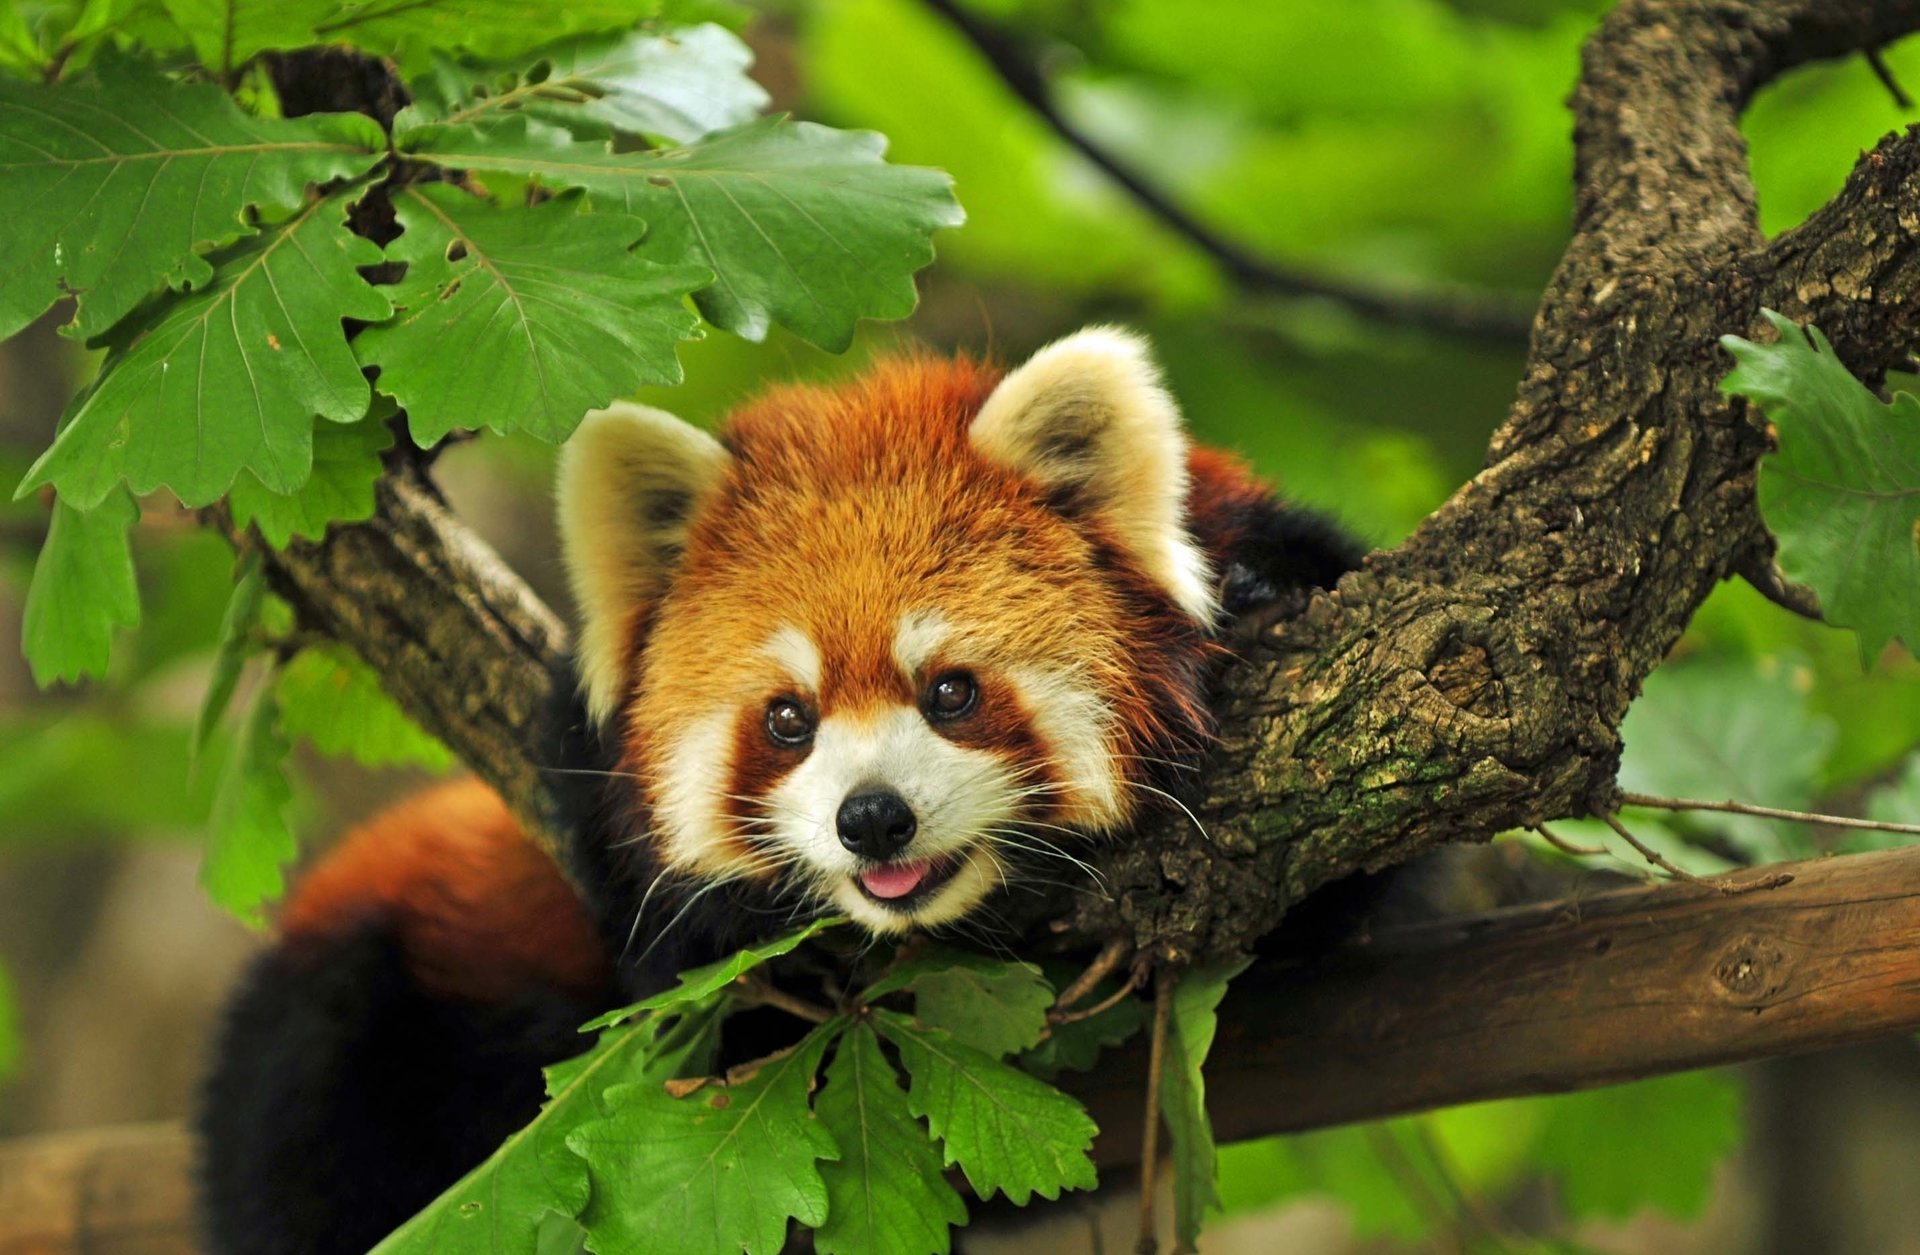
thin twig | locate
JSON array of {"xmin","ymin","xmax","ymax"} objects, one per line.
[
  {"xmin": 1137, "ymin": 973, "xmax": 1173, "ymax": 1255},
  {"xmin": 1054, "ymin": 937, "xmax": 1131, "ymax": 1012},
  {"xmin": 915, "ymin": 0, "xmax": 1532, "ymax": 345},
  {"xmin": 1867, "ymin": 46, "xmax": 1914, "ymax": 109},
  {"xmin": 1599, "ymin": 812, "xmax": 1791, "ymax": 895},
  {"xmin": 1619, "ymin": 791, "xmax": 1920, "ymax": 838},
  {"xmin": 1051, "ymin": 967, "xmax": 1144, "ymax": 1025},
  {"xmin": 735, "ymin": 977, "xmax": 834, "ymax": 1025},
  {"xmin": 1599, "ymin": 811, "xmax": 1723, "ymax": 888},
  {"xmin": 1533, "ymin": 822, "xmax": 1606, "ymax": 857}
]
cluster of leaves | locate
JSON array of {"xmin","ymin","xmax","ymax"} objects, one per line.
[
  {"xmin": 373, "ymin": 926, "xmax": 1186, "ymax": 1255},
  {"xmin": 3, "ymin": 0, "xmax": 959, "ymax": 914}
]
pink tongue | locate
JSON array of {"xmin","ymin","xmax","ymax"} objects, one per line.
[{"xmin": 859, "ymin": 861, "xmax": 930, "ymax": 900}]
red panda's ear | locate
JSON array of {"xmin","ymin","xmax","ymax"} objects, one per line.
[
  {"xmin": 969, "ymin": 326, "xmax": 1218, "ymax": 625},
  {"xmin": 557, "ymin": 403, "xmax": 731, "ymax": 725}
]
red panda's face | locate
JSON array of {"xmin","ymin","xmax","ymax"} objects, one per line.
[{"xmin": 558, "ymin": 329, "xmax": 1220, "ymax": 934}]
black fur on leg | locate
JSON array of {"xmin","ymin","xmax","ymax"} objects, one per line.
[
  {"xmin": 1216, "ymin": 501, "xmax": 1365, "ymax": 622},
  {"xmin": 196, "ymin": 923, "xmax": 602, "ymax": 1255}
]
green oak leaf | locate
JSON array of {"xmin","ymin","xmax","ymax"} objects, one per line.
[
  {"xmin": 571, "ymin": 1022, "xmax": 841, "ymax": 1255},
  {"xmin": 1618, "ymin": 654, "xmax": 1836, "ymax": 862},
  {"xmin": 1722, "ymin": 310, "xmax": 1920, "ymax": 663},
  {"xmin": 276, "ymin": 643, "xmax": 454, "ymax": 771},
  {"xmin": 229, "ymin": 411, "xmax": 394, "ymax": 547},
  {"xmin": 310, "ymin": 0, "xmax": 667, "ymax": 65},
  {"xmin": 373, "ymin": 1000, "xmax": 727, "ymax": 1255},
  {"xmin": 201, "ymin": 680, "xmax": 296, "ymax": 926},
  {"xmin": 1534, "ymin": 1071, "xmax": 1744, "ymax": 1221},
  {"xmin": 583, "ymin": 916, "xmax": 844, "ymax": 1031},
  {"xmin": 0, "ymin": 60, "xmax": 385, "ymax": 341},
  {"xmin": 814, "ymin": 1020, "xmax": 967, "ymax": 1255},
  {"xmin": 405, "ymin": 25, "xmax": 766, "ymax": 144},
  {"xmin": 21, "ymin": 487, "xmax": 139, "ymax": 687},
  {"xmin": 156, "ymin": 0, "xmax": 332, "ymax": 75},
  {"xmin": 192, "ymin": 554, "xmax": 267, "ymax": 763},
  {"xmin": 20, "ymin": 192, "xmax": 392, "ymax": 511},
  {"xmin": 356, "ymin": 184, "xmax": 704, "ymax": 445},
  {"xmin": 1020, "ymin": 984, "xmax": 1144, "ymax": 1080},
  {"xmin": 398, "ymin": 114, "xmax": 964, "ymax": 349},
  {"xmin": 1162, "ymin": 959, "xmax": 1247, "ymax": 1249},
  {"xmin": 870, "ymin": 947, "xmax": 1051, "ymax": 1058},
  {"xmin": 874, "ymin": 1009, "xmax": 1097, "ymax": 1205}
]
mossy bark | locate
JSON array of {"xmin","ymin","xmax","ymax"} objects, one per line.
[{"xmin": 233, "ymin": 0, "xmax": 1920, "ymax": 963}]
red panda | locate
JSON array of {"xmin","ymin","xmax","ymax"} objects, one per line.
[{"xmin": 196, "ymin": 329, "xmax": 1360, "ymax": 1255}]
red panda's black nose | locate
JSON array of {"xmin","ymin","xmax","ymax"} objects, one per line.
[{"xmin": 837, "ymin": 789, "xmax": 918, "ymax": 860}]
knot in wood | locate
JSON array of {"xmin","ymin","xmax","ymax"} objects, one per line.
[{"xmin": 1710, "ymin": 932, "xmax": 1794, "ymax": 1008}]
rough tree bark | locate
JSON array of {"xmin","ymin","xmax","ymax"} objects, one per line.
[{"xmin": 233, "ymin": 0, "xmax": 1920, "ymax": 1091}]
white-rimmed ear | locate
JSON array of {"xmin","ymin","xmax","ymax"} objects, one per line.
[
  {"xmin": 969, "ymin": 327, "xmax": 1217, "ymax": 624},
  {"xmin": 557, "ymin": 403, "xmax": 731, "ymax": 726}
]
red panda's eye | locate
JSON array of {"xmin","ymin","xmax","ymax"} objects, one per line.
[
  {"xmin": 766, "ymin": 698, "xmax": 815, "ymax": 746},
  {"xmin": 925, "ymin": 671, "xmax": 978, "ymax": 721}
]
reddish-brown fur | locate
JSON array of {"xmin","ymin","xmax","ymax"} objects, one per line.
[
  {"xmin": 284, "ymin": 354, "xmax": 1293, "ymax": 985},
  {"xmin": 280, "ymin": 779, "xmax": 608, "ymax": 1004}
]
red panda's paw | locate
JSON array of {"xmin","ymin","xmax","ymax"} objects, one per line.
[{"xmin": 279, "ymin": 778, "xmax": 610, "ymax": 1005}]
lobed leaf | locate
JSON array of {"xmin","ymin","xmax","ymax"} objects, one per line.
[
  {"xmin": 373, "ymin": 1001, "xmax": 726, "ymax": 1255},
  {"xmin": 882, "ymin": 948, "xmax": 1052, "ymax": 1058},
  {"xmin": 0, "ymin": 60, "xmax": 385, "ymax": 341},
  {"xmin": 1161, "ymin": 959, "xmax": 1248, "ymax": 1249},
  {"xmin": 228, "ymin": 411, "xmax": 394, "ymax": 547},
  {"xmin": 20, "ymin": 192, "xmax": 392, "ymax": 510},
  {"xmin": 1020, "ymin": 982, "xmax": 1145, "ymax": 1080},
  {"xmin": 21, "ymin": 486, "xmax": 139, "ymax": 687},
  {"xmin": 276, "ymin": 643, "xmax": 454, "ymax": 771},
  {"xmin": 874, "ymin": 1009, "xmax": 1097, "ymax": 1205},
  {"xmin": 814, "ymin": 1021, "xmax": 966, "ymax": 1255},
  {"xmin": 192, "ymin": 553, "xmax": 267, "ymax": 762},
  {"xmin": 200, "ymin": 680, "xmax": 296, "ymax": 926},
  {"xmin": 310, "ymin": 0, "xmax": 668, "ymax": 66},
  {"xmin": 356, "ymin": 184, "xmax": 704, "ymax": 445},
  {"xmin": 398, "ymin": 113, "xmax": 964, "ymax": 349},
  {"xmin": 571, "ymin": 1023, "xmax": 841, "ymax": 1255},
  {"xmin": 405, "ymin": 24, "xmax": 766, "ymax": 144},
  {"xmin": 582, "ymin": 916, "xmax": 843, "ymax": 1031},
  {"xmin": 1722, "ymin": 310, "xmax": 1920, "ymax": 663}
]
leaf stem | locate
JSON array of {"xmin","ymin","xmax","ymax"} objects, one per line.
[
  {"xmin": 735, "ymin": 976, "xmax": 834, "ymax": 1025},
  {"xmin": 1137, "ymin": 972, "xmax": 1173, "ymax": 1255},
  {"xmin": 1053, "ymin": 937, "xmax": 1130, "ymax": 1012},
  {"xmin": 1050, "ymin": 967, "xmax": 1143, "ymax": 1026}
]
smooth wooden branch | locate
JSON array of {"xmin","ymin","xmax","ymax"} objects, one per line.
[{"xmin": 18, "ymin": 845, "xmax": 1920, "ymax": 1250}]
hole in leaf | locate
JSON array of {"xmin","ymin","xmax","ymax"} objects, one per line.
[{"xmin": 445, "ymin": 241, "xmax": 469, "ymax": 263}]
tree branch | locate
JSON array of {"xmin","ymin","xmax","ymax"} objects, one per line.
[
  {"xmin": 914, "ymin": 0, "xmax": 1536, "ymax": 345},
  {"xmin": 23, "ymin": 842, "xmax": 1920, "ymax": 1249},
  {"xmin": 1067, "ymin": 0, "xmax": 1920, "ymax": 960}
]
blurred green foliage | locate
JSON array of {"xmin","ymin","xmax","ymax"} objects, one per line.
[{"xmin": 5, "ymin": 0, "xmax": 1920, "ymax": 1246}]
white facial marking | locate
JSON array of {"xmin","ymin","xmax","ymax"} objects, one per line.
[
  {"xmin": 764, "ymin": 705, "xmax": 1020, "ymax": 933},
  {"xmin": 654, "ymin": 708, "xmax": 739, "ymax": 876},
  {"xmin": 1007, "ymin": 665, "xmax": 1127, "ymax": 830},
  {"xmin": 760, "ymin": 624, "xmax": 822, "ymax": 693},
  {"xmin": 891, "ymin": 610, "xmax": 951, "ymax": 680}
]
